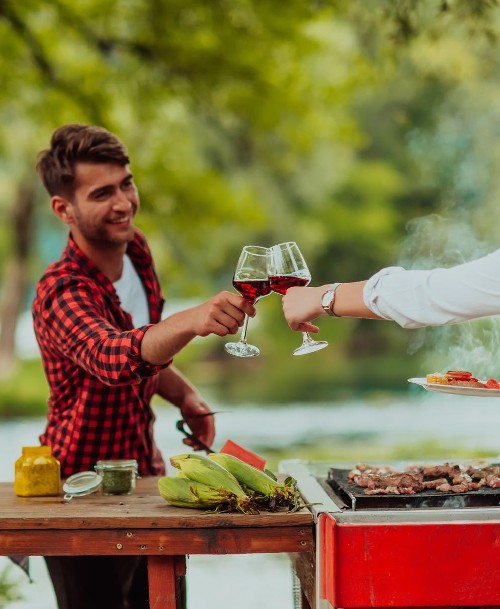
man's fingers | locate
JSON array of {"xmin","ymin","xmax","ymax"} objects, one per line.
[
  {"xmin": 210, "ymin": 303, "xmax": 254, "ymax": 335},
  {"xmin": 217, "ymin": 291, "xmax": 255, "ymax": 317},
  {"xmin": 196, "ymin": 292, "xmax": 256, "ymax": 337}
]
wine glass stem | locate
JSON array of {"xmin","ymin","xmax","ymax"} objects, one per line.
[
  {"xmin": 302, "ymin": 332, "xmax": 314, "ymax": 344},
  {"xmin": 239, "ymin": 314, "xmax": 250, "ymax": 344}
]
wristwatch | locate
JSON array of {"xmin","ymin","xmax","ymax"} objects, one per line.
[{"xmin": 321, "ymin": 283, "xmax": 342, "ymax": 317}]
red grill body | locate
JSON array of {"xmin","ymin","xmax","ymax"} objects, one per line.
[{"xmin": 281, "ymin": 459, "xmax": 500, "ymax": 609}]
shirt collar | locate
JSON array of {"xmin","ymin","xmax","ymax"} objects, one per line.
[{"xmin": 65, "ymin": 230, "xmax": 151, "ymax": 276}]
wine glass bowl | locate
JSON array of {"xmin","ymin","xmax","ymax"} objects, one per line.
[
  {"xmin": 225, "ymin": 245, "xmax": 270, "ymax": 358},
  {"xmin": 232, "ymin": 278, "xmax": 271, "ymax": 303},
  {"xmin": 268, "ymin": 241, "xmax": 328, "ymax": 356},
  {"xmin": 269, "ymin": 274, "xmax": 310, "ymax": 294}
]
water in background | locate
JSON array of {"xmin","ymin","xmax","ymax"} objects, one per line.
[{"xmin": 2, "ymin": 391, "xmax": 500, "ymax": 608}]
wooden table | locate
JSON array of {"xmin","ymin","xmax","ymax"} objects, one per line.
[{"xmin": 0, "ymin": 477, "xmax": 314, "ymax": 608}]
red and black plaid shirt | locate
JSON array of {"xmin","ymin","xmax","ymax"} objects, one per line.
[{"xmin": 32, "ymin": 230, "xmax": 169, "ymax": 478}]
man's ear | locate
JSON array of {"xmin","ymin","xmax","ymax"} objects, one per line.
[{"xmin": 52, "ymin": 196, "xmax": 74, "ymax": 225}]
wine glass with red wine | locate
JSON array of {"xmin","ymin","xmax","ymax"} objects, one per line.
[
  {"xmin": 268, "ymin": 241, "xmax": 328, "ymax": 356},
  {"xmin": 224, "ymin": 245, "xmax": 271, "ymax": 357}
]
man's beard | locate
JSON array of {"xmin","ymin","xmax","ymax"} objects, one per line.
[{"xmin": 73, "ymin": 209, "xmax": 135, "ymax": 246}]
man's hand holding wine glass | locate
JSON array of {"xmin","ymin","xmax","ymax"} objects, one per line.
[
  {"xmin": 141, "ymin": 291, "xmax": 254, "ymax": 366},
  {"xmin": 188, "ymin": 291, "xmax": 256, "ymax": 338}
]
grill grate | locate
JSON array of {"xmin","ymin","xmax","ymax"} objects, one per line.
[{"xmin": 327, "ymin": 467, "xmax": 500, "ymax": 511}]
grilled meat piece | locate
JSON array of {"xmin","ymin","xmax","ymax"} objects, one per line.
[
  {"xmin": 436, "ymin": 482, "xmax": 452, "ymax": 492},
  {"xmin": 348, "ymin": 463, "xmax": 398, "ymax": 481},
  {"xmin": 421, "ymin": 463, "xmax": 462, "ymax": 478},
  {"xmin": 365, "ymin": 485, "xmax": 400, "ymax": 495},
  {"xmin": 485, "ymin": 474, "xmax": 500, "ymax": 488},
  {"xmin": 449, "ymin": 483, "xmax": 470, "ymax": 493},
  {"xmin": 466, "ymin": 465, "xmax": 500, "ymax": 480},
  {"xmin": 353, "ymin": 472, "xmax": 424, "ymax": 493},
  {"xmin": 434, "ymin": 481, "xmax": 471, "ymax": 493},
  {"xmin": 422, "ymin": 478, "xmax": 448, "ymax": 489}
]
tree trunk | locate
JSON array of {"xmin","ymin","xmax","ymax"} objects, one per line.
[{"xmin": 0, "ymin": 178, "xmax": 36, "ymax": 378}]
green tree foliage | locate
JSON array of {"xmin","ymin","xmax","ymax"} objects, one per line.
[{"xmin": 0, "ymin": 0, "xmax": 498, "ymax": 400}]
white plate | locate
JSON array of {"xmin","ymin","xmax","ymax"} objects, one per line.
[{"xmin": 408, "ymin": 377, "xmax": 500, "ymax": 397}]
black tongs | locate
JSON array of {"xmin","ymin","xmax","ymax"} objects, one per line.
[{"xmin": 176, "ymin": 411, "xmax": 219, "ymax": 454}]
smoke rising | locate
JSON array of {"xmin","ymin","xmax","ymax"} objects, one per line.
[{"xmin": 397, "ymin": 214, "xmax": 500, "ymax": 379}]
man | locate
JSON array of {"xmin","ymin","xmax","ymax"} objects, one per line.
[{"xmin": 32, "ymin": 124, "xmax": 254, "ymax": 609}]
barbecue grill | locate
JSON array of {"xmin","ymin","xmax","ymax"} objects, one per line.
[{"xmin": 281, "ymin": 458, "xmax": 500, "ymax": 609}]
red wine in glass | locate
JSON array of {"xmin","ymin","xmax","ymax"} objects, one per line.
[
  {"xmin": 233, "ymin": 279, "xmax": 271, "ymax": 303},
  {"xmin": 269, "ymin": 275, "xmax": 309, "ymax": 296}
]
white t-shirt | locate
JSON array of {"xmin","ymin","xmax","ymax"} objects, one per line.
[
  {"xmin": 113, "ymin": 255, "xmax": 150, "ymax": 327},
  {"xmin": 363, "ymin": 248, "xmax": 500, "ymax": 329}
]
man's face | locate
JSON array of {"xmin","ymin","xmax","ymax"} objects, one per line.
[{"xmin": 65, "ymin": 162, "xmax": 139, "ymax": 247}]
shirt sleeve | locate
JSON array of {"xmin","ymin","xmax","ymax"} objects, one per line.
[
  {"xmin": 35, "ymin": 276, "xmax": 169, "ymax": 385},
  {"xmin": 363, "ymin": 249, "xmax": 500, "ymax": 329}
]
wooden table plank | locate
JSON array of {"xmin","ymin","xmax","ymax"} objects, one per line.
[
  {"xmin": 148, "ymin": 556, "xmax": 182, "ymax": 609},
  {"xmin": 0, "ymin": 525, "xmax": 313, "ymax": 555},
  {"xmin": 0, "ymin": 479, "xmax": 312, "ymax": 530}
]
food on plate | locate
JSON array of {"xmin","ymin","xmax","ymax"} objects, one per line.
[
  {"xmin": 424, "ymin": 369, "xmax": 500, "ymax": 389},
  {"xmin": 425, "ymin": 372, "xmax": 448, "ymax": 384},
  {"xmin": 445, "ymin": 370, "xmax": 485, "ymax": 387},
  {"xmin": 445, "ymin": 370, "xmax": 473, "ymax": 380},
  {"xmin": 348, "ymin": 462, "xmax": 500, "ymax": 495}
]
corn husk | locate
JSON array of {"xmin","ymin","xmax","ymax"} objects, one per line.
[
  {"xmin": 169, "ymin": 453, "xmax": 257, "ymax": 514},
  {"xmin": 208, "ymin": 452, "xmax": 304, "ymax": 511},
  {"xmin": 158, "ymin": 476, "xmax": 223, "ymax": 509}
]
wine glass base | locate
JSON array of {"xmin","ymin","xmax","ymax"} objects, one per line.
[
  {"xmin": 224, "ymin": 341, "xmax": 260, "ymax": 358},
  {"xmin": 293, "ymin": 340, "xmax": 328, "ymax": 356}
]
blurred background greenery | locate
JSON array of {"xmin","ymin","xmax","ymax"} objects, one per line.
[{"xmin": 0, "ymin": 0, "xmax": 499, "ymax": 413}]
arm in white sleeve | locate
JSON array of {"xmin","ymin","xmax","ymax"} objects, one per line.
[{"xmin": 363, "ymin": 249, "xmax": 500, "ymax": 329}]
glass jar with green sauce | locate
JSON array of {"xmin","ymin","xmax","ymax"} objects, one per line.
[
  {"xmin": 14, "ymin": 446, "xmax": 61, "ymax": 497},
  {"xmin": 94, "ymin": 459, "xmax": 138, "ymax": 495}
]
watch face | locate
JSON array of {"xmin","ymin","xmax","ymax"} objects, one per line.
[{"xmin": 322, "ymin": 290, "xmax": 333, "ymax": 308}]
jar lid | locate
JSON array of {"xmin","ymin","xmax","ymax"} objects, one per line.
[
  {"xmin": 63, "ymin": 471, "xmax": 102, "ymax": 501},
  {"xmin": 95, "ymin": 459, "xmax": 138, "ymax": 470}
]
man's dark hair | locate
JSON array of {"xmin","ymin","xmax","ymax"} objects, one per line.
[{"xmin": 36, "ymin": 124, "xmax": 130, "ymax": 198}]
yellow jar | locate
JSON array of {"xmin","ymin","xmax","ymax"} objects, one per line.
[{"xmin": 14, "ymin": 446, "xmax": 61, "ymax": 497}]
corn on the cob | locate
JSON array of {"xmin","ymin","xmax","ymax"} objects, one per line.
[
  {"xmin": 208, "ymin": 453, "xmax": 281, "ymax": 495},
  {"xmin": 208, "ymin": 452, "xmax": 304, "ymax": 511},
  {"xmin": 158, "ymin": 476, "xmax": 221, "ymax": 509},
  {"xmin": 169, "ymin": 453, "xmax": 247, "ymax": 500}
]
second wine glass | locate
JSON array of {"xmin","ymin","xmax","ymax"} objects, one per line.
[
  {"xmin": 268, "ymin": 241, "xmax": 328, "ymax": 355},
  {"xmin": 224, "ymin": 245, "xmax": 271, "ymax": 357}
]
